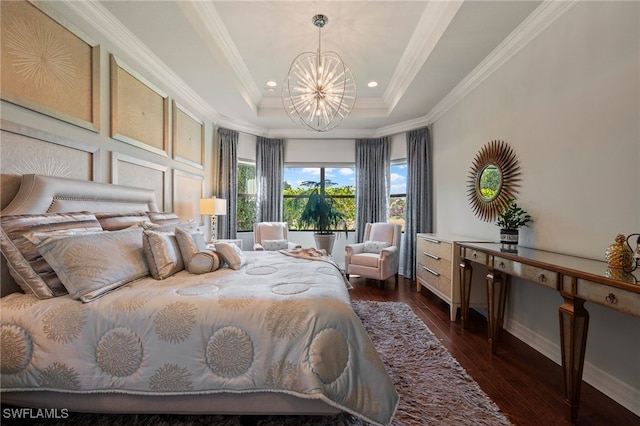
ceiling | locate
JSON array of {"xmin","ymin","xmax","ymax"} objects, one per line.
[{"xmin": 62, "ymin": 1, "xmax": 544, "ymax": 139}]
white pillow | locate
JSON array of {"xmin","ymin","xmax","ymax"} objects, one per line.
[
  {"xmin": 363, "ymin": 240, "xmax": 390, "ymax": 254},
  {"xmin": 36, "ymin": 228, "xmax": 149, "ymax": 302},
  {"xmin": 214, "ymin": 242, "xmax": 247, "ymax": 270},
  {"xmin": 261, "ymin": 239, "xmax": 288, "ymax": 251}
]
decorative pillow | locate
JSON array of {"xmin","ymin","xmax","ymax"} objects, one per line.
[
  {"xmin": 261, "ymin": 239, "xmax": 288, "ymax": 251},
  {"xmin": 147, "ymin": 212, "xmax": 181, "ymax": 225},
  {"xmin": 188, "ymin": 250, "xmax": 221, "ymax": 274},
  {"xmin": 142, "ymin": 230, "xmax": 184, "ymax": 280},
  {"xmin": 175, "ymin": 227, "xmax": 206, "ymax": 266},
  {"xmin": 142, "ymin": 220, "xmax": 200, "ymax": 234},
  {"xmin": 214, "ymin": 242, "xmax": 247, "ymax": 270},
  {"xmin": 95, "ymin": 211, "xmax": 150, "ymax": 231},
  {"xmin": 36, "ymin": 228, "xmax": 149, "ymax": 302},
  {"xmin": 364, "ymin": 240, "xmax": 390, "ymax": 254},
  {"xmin": 0, "ymin": 212, "xmax": 103, "ymax": 298}
]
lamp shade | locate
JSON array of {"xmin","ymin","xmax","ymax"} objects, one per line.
[
  {"xmin": 214, "ymin": 198, "xmax": 227, "ymax": 216},
  {"xmin": 199, "ymin": 198, "xmax": 215, "ymax": 215}
]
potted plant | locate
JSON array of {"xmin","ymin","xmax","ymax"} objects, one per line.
[
  {"xmin": 496, "ymin": 198, "xmax": 532, "ymax": 247},
  {"xmin": 297, "ymin": 180, "xmax": 349, "ymax": 254}
]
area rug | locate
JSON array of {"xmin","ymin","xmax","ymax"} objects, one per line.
[{"xmin": 4, "ymin": 301, "xmax": 511, "ymax": 426}]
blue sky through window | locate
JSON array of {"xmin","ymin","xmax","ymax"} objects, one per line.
[{"xmin": 284, "ymin": 165, "xmax": 407, "ymax": 193}]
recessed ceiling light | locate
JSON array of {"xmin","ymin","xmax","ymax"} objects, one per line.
[
  {"xmin": 367, "ymin": 81, "xmax": 378, "ymax": 88},
  {"xmin": 266, "ymin": 81, "xmax": 277, "ymax": 87}
]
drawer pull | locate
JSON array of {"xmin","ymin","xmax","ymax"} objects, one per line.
[
  {"xmin": 472, "ymin": 252, "xmax": 478, "ymax": 259},
  {"xmin": 498, "ymin": 261, "xmax": 506, "ymax": 269},
  {"xmin": 423, "ymin": 252, "xmax": 440, "ymax": 260},
  {"xmin": 605, "ymin": 293, "xmax": 618, "ymax": 305},
  {"xmin": 422, "ymin": 266, "xmax": 440, "ymax": 277},
  {"xmin": 422, "ymin": 237, "xmax": 441, "ymax": 244},
  {"xmin": 537, "ymin": 274, "xmax": 547, "ymax": 283}
]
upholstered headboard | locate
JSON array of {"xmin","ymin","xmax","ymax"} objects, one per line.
[{"xmin": 1, "ymin": 174, "xmax": 160, "ymax": 296}]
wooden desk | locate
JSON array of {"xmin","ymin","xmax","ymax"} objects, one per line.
[{"xmin": 458, "ymin": 242, "xmax": 640, "ymax": 423}]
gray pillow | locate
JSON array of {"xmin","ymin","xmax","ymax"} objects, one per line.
[
  {"xmin": 214, "ymin": 242, "xmax": 247, "ymax": 270},
  {"xmin": 364, "ymin": 240, "xmax": 390, "ymax": 254},
  {"xmin": 36, "ymin": 228, "xmax": 149, "ymax": 302},
  {"xmin": 175, "ymin": 227, "xmax": 206, "ymax": 266},
  {"xmin": 188, "ymin": 250, "xmax": 221, "ymax": 274},
  {"xmin": 142, "ymin": 230, "xmax": 185, "ymax": 280},
  {"xmin": 0, "ymin": 212, "xmax": 103, "ymax": 298},
  {"xmin": 261, "ymin": 239, "xmax": 288, "ymax": 251}
]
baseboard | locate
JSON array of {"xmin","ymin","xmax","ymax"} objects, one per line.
[{"xmin": 504, "ymin": 318, "xmax": 640, "ymax": 417}]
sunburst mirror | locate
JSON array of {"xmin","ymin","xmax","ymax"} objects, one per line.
[{"xmin": 467, "ymin": 140, "xmax": 521, "ymax": 222}]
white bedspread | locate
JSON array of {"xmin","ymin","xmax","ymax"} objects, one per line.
[{"xmin": 1, "ymin": 251, "xmax": 398, "ymax": 425}]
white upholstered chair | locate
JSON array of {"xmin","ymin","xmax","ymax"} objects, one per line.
[
  {"xmin": 253, "ymin": 222, "xmax": 302, "ymax": 251},
  {"xmin": 345, "ymin": 222, "xmax": 402, "ymax": 285}
]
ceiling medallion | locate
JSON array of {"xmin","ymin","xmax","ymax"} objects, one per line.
[{"xmin": 282, "ymin": 14, "xmax": 357, "ymax": 132}]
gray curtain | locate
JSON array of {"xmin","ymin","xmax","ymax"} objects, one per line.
[
  {"xmin": 256, "ymin": 137, "xmax": 284, "ymax": 222},
  {"xmin": 402, "ymin": 127, "xmax": 433, "ymax": 279},
  {"xmin": 216, "ymin": 127, "xmax": 238, "ymax": 239},
  {"xmin": 355, "ymin": 137, "xmax": 390, "ymax": 242}
]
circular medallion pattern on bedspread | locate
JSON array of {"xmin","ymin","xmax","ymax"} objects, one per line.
[
  {"xmin": 265, "ymin": 300, "xmax": 307, "ymax": 339},
  {"xmin": 206, "ymin": 326, "xmax": 254, "ymax": 378},
  {"xmin": 154, "ymin": 302, "xmax": 197, "ymax": 343},
  {"xmin": 309, "ymin": 328, "xmax": 349, "ymax": 384},
  {"xmin": 176, "ymin": 284, "xmax": 220, "ymax": 296},
  {"xmin": 96, "ymin": 327, "xmax": 143, "ymax": 377},
  {"xmin": 149, "ymin": 363, "xmax": 193, "ymax": 392},
  {"xmin": 271, "ymin": 283, "xmax": 310, "ymax": 295},
  {"xmin": 245, "ymin": 266, "xmax": 278, "ymax": 275},
  {"xmin": 0, "ymin": 324, "xmax": 33, "ymax": 374},
  {"xmin": 39, "ymin": 362, "xmax": 81, "ymax": 390},
  {"xmin": 42, "ymin": 302, "xmax": 87, "ymax": 344}
]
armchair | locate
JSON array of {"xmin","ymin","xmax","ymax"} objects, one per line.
[
  {"xmin": 345, "ymin": 222, "xmax": 402, "ymax": 285},
  {"xmin": 253, "ymin": 222, "xmax": 302, "ymax": 251}
]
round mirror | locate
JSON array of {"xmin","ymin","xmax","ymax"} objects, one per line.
[
  {"xmin": 478, "ymin": 164, "xmax": 501, "ymax": 201},
  {"xmin": 467, "ymin": 140, "xmax": 521, "ymax": 222}
]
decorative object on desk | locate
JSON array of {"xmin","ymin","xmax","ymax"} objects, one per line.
[
  {"xmin": 496, "ymin": 198, "xmax": 532, "ymax": 249},
  {"xmin": 467, "ymin": 140, "xmax": 522, "ymax": 222},
  {"xmin": 199, "ymin": 197, "xmax": 227, "ymax": 242},
  {"xmin": 605, "ymin": 234, "xmax": 634, "ymax": 270},
  {"xmin": 605, "ymin": 267, "xmax": 636, "ymax": 284},
  {"xmin": 296, "ymin": 179, "xmax": 349, "ymax": 254},
  {"xmin": 624, "ymin": 233, "xmax": 640, "ymax": 272}
]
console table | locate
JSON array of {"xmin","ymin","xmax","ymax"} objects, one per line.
[{"xmin": 458, "ymin": 242, "xmax": 640, "ymax": 423}]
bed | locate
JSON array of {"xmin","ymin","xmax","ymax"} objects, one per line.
[{"xmin": 0, "ymin": 174, "xmax": 398, "ymax": 426}]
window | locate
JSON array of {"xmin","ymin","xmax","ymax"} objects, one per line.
[
  {"xmin": 389, "ymin": 162, "xmax": 407, "ymax": 231},
  {"xmin": 283, "ymin": 166, "xmax": 356, "ymax": 231},
  {"xmin": 236, "ymin": 161, "xmax": 257, "ymax": 232}
]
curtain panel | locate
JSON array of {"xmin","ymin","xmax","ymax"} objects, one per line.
[
  {"xmin": 402, "ymin": 127, "xmax": 433, "ymax": 279},
  {"xmin": 355, "ymin": 137, "xmax": 390, "ymax": 242},
  {"xmin": 256, "ymin": 137, "xmax": 284, "ymax": 222},
  {"xmin": 216, "ymin": 127, "xmax": 238, "ymax": 239}
]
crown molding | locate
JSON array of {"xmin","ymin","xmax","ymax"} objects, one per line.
[
  {"xmin": 383, "ymin": 0, "xmax": 463, "ymax": 113},
  {"xmin": 65, "ymin": 0, "xmax": 222, "ymax": 125},
  {"xmin": 422, "ymin": 0, "xmax": 578, "ymax": 126}
]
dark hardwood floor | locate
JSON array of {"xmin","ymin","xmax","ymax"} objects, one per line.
[{"xmin": 348, "ymin": 275, "xmax": 640, "ymax": 426}]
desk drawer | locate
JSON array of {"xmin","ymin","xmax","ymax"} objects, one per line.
[
  {"xmin": 417, "ymin": 236, "xmax": 452, "ymax": 261},
  {"xmin": 462, "ymin": 247, "xmax": 487, "ymax": 264},
  {"xmin": 576, "ymin": 279, "xmax": 640, "ymax": 317},
  {"xmin": 493, "ymin": 256, "xmax": 559, "ymax": 290},
  {"xmin": 417, "ymin": 263, "xmax": 452, "ymax": 298},
  {"xmin": 418, "ymin": 254, "xmax": 451, "ymax": 280}
]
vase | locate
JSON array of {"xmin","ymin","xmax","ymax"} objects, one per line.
[
  {"xmin": 500, "ymin": 228, "xmax": 519, "ymax": 246},
  {"xmin": 314, "ymin": 233, "xmax": 336, "ymax": 255}
]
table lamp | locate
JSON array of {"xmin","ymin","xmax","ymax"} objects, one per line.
[{"xmin": 199, "ymin": 197, "xmax": 227, "ymax": 242}]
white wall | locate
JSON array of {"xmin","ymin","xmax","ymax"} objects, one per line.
[{"xmin": 432, "ymin": 1, "xmax": 639, "ymax": 414}]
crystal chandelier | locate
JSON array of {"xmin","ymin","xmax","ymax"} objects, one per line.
[{"xmin": 283, "ymin": 14, "xmax": 357, "ymax": 132}]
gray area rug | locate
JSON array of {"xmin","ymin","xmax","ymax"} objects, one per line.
[{"xmin": 2, "ymin": 301, "xmax": 511, "ymax": 426}]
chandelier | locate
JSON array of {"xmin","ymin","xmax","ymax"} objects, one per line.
[{"xmin": 283, "ymin": 14, "xmax": 357, "ymax": 132}]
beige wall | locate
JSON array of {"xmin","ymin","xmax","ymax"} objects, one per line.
[{"xmin": 432, "ymin": 1, "xmax": 639, "ymax": 414}]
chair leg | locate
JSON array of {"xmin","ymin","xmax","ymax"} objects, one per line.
[{"xmin": 394, "ymin": 273, "xmax": 399, "ymax": 287}]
